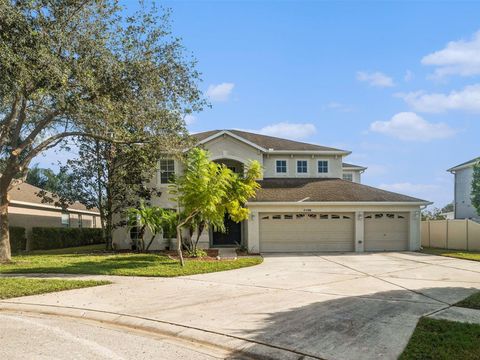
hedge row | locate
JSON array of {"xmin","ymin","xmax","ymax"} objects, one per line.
[
  {"xmin": 9, "ymin": 226, "xmax": 27, "ymax": 253},
  {"xmin": 30, "ymin": 227, "xmax": 104, "ymax": 250}
]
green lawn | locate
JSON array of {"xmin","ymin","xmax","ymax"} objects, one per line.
[
  {"xmin": 401, "ymin": 317, "xmax": 480, "ymax": 360},
  {"xmin": 421, "ymin": 248, "xmax": 480, "ymax": 262},
  {"xmin": 456, "ymin": 292, "xmax": 480, "ymax": 310},
  {"xmin": 0, "ymin": 278, "xmax": 110, "ymax": 299},
  {"xmin": 0, "ymin": 247, "xmax": 263, "ymax": 277}
]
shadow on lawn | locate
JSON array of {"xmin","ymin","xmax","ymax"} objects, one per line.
[{"xmin": 227, "ymin": 286, "xmax": 479, "ymax": 360}]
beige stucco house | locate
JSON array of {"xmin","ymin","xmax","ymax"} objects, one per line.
[
  {"xmin": 9, "ymin": 182, "xmax": 101, "ymax": 240},
  {"xmin": 113, "ymin": 130, "xmax": 430, "ymax": 253}
]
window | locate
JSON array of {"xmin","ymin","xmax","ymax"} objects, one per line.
[
  {"xmin": 61, "ymin": 212, "xmax": 70, "ymax": 227},
  {"xmin": 317, "ymin": 160, "xmax": 328, "ymax": 173},
  {"xmin": 375, "ymin": 213, "xmax": 384, "ymax": 219},
  {"xmin": 331, "ymin": 214, "xmax": 340, "ymax": 219},
  {"xmin": 262, "ymin": 216, "xmax": 270, "ymax": 220},
  {"xmin": 343, "ymin": 215, "xmax": 351, "ymax": 219},
  {"xmin": 159, "ymin": 159, "xmax": 175, "ymax": 184},
  {"xmin": 319, "ymin": 214, "xmax": 329, "ymax": 219},
  {"xmin": 272, "ymin": 215, "xmax": 282, "ymax": 220},
  {"xmin": 276, "ymin": 160, "xmax": 287, "ymax": 173},
  {"xmin": 342, "ymin": 173, "xmax": 353, "ymax": 182},
  {"xmin": 307, "ymin": 214, "xmax": 317, "ymax": 219},
  {"xmin": 78, "ymin": 214, "xmax": 83, "ymax": 228},
  {"xmin": 284, "ymin": 214, "xmax": 293, "ymax": 220},
  {"xmin": 295, "ymin": 214, "xmax": 305, "ymax": 219},
  {"xmin": 297, "ymin": 160, "xmax": 308, "ymax": 174}
]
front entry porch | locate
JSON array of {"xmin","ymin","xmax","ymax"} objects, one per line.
[{"xmin": 212, "ymin": 216, "xmax": 242, "ymax": 247}]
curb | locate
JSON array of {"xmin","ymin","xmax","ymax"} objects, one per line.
[{"xmin": 0, "ymin": 301, "xmax": 321, "ymax": 360}]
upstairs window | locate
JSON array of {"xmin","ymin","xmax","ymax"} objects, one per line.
[
  {"xmin": 276, "ymin": 160, "xmax": 287, "ymax": 173},
  {"xmin": 297, "ymin": 160, "xmax": 308, "ymax": 173},
  {"xmin": 317, "ymin": 160, "xmax": 328, "ymax": 173},
  {"xmin": 342, "ymin": 173, "xmax": 353, "ymax": 181},
  {"xmin": 159, "ymin": 159, "xmax": 175, "ymax": 184}
]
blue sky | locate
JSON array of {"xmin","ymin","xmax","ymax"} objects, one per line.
[{"xmin": 35, "ymin": 1, "xmax": 480, "ymax": 208}]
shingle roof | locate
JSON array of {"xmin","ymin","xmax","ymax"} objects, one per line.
[
  {"xmin": 342, "ymin": 162, "xmax": 367, "ymax": 170},
  {"xmin": 251, "ymin": 178, "xmax": 428, "ymax": 203},
  {"xmin": 193, "ymin": 130, "xmax": 348, "ymax": 152},
  {"xmin": 448, "ymin": 157, "xmax": 480, "ymax": 171},
  {"xmin": 9, "ymin": 182, "xmax": 98, "ymax": 213}
]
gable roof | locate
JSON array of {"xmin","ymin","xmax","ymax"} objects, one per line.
[
  {"xmin": 193, "ymin": 130, "xmax": 350, "ymax": 153},
  {"xmin": 448, "ymin": 157, "xmax": 480, "ymax": 172},
  {"xmin": 250, "ymin": 178, "xmax": 429, "ymax": 203},
  {"xmin": 342, "ymin": 162, "xmax": 367, "ymax": 171},
  {"xmin": 8, "ymin": 182, "xmax": 99, "ymax": 214}
]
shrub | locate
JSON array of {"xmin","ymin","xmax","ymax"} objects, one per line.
[
  {"xmin": 185, "ymin": 248, "xmax": 207, "ymax": 258},
  {"xmin": 30, "ymin": 227, "xmax": 104, "ymax": 250},
  {"xmin": 9, "ymin": 227, "xmax": 26, "ymax": 253}
]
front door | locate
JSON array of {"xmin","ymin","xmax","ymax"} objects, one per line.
[{"xmin": 212, "ymin": 215, "xmax": 241, "ymax": 247}]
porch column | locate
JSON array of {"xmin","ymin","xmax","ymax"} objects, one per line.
[
  {"xmin": 355, "ymin": 211, "xmax": 364, "ymax": 252},
  {"xmin": 247, "ymin": 210, "xmax": 260, "ymax": 253},
  {"xmin": 409, "ymin": 210, "xmax": 421, "ymax": 250}
]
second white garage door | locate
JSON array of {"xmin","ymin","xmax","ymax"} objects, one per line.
[
  {"xmin": 259, "ymin": 212, "xmax": 354, "ymax": 252},
  {"xmin": 364, "ymin": 212, "xmax": 409, "ymax": 251}
]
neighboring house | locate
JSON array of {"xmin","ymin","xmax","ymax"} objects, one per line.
[
  {"xmin": 113, "ymin": 129, "xmax": 430, "ymax": 253},
  {"xmin": 8, "ymin": 182, "xmax": 101, "ymax": 240},
  {"xmin": 448, "ymin": 157, "xmax": 480, "ymax": 221}
]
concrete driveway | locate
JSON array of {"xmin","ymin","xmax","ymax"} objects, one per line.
[{"xmin": 2, "ymin": 252, "xmax": 480, "ymax": 360}]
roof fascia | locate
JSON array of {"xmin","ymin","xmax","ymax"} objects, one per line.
[{"xmin": 196, "ymin": 130, "xmax": 268, "ymax": 152}]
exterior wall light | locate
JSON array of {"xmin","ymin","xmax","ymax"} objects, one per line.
[{"xmin": 357, "ymin": 213, "xmax": 363, "ymax": 220}]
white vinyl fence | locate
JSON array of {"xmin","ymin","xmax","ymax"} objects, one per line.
[{"xmin": 421, "ymin": 219, "xmax": 480, "ymax": 251}]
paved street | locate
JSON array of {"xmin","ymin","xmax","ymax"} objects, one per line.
[
  {"xmin": 0, "ymin": 311, "xmax": 234, "ymax": 360},
  {"xmin": 2, "ymin": 252, "xmax": 480, "ymax": 359}
]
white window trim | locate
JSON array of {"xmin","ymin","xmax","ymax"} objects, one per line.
[
  {"xmin": 295, "ymin": 159, "xmax": 309, "ymax": 175},
  {"xmin": 275, "ymin": 159, "xmax": 288, "ymax": 175},
  {"xmin": 342, "ymin": 172, "xmax": 353, "ymax": 181},
  {"xmin": 317, "ymin": 159, "xmax": 329, "ymax": 174},
  {"xmin": 158, "ymin": 159, "xmax": 175, "ymax": 185}
]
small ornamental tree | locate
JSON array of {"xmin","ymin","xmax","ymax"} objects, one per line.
[
  {"xmin": 127, "ymin": 202, "xmax": 177, "ymax": 251},
  {"xmin": 170, "ymin": 148, "xmax": 261, "ymax": 266},
  {"xmin": 472, "ymin": 161, "xmax": 480, "ymax": 217}
]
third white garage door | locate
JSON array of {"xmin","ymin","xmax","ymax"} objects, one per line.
[
  {"xmin": 259, "ymin": 212, "xmax": 354, "ymax": 252},
  {"xmin": 364, "ymin": 212, "xmax": 409, "ymax": 251}
]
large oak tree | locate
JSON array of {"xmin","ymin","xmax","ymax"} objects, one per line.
[{"xmin": 0, "ymin": 0, "xmax": 204, "ymax": 262}]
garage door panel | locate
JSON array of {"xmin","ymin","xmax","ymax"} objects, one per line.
[
  {"xmin": 259, "ymin": 213, "xmax": 354, "ymax": 252},
  {"xmin": 364, "ymin": 212, "xmax": 409, "ymax": 251}
]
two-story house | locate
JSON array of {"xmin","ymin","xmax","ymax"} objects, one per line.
[
  {"xmin": 448, "ymin": 157, "xmax": 480, "ymax": 221},
  {"xmin": 113, "ymin": 130, "xmax": 430, "ymax": 253}
]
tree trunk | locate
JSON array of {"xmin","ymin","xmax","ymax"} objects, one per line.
[
  {"xmin": 176, "ymin": 225, "xmax": 184, "ymax": 266},
  {"xmin": 0, "ymin": 191, "xmax": 11, "ymax": 263},
  {"xmin": 145, "ymin": 234, "xmax": 156, "ymax": 251}
]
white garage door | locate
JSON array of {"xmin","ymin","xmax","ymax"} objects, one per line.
[
  {"xmin": 364, "ymin": 212, "xmax": 409, "ymax": 251},
  {"xmin": 259, "ymin": 212, "xmax": 354, "ymax": 252}
]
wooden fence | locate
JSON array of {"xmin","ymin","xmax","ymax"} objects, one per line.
[{"xmin": 421, "ymin": 219, "xmax": 480, "ymax": 251}]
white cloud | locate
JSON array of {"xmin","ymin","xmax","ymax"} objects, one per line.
[
  {"xmin": 184, "ymin": 114, "xmax": 196, "ymax": 125},
  {"xmin": 422, "ymin": 30, "xmax": 480, "ymax": 78},
  {"xmin": 356, "ymin": 71, "xmax": 394, "ymax": 87},
  {"xmin": 399, "ymin": 84, "xmax": 480, "ymax": 113},
  {"xmin": 206, "ymin": 82, "xmax": 235, "ymax": 102},
  {"xmin": 369, "ymin": 112, "xmax": 457, "ymax": 141},
  {"xmin": 242, "ymin": 122, "xmax": 316, "ymax": 140},
  {"xmin": 378, "ymin": 181, "xmax": 453, "ymax": 208}
]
